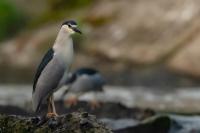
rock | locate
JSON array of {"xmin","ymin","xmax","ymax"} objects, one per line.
[
  {"xmin": 170, "ymin": 115, "xmax": 200, "ymax": 133},
  {"xmin": 100, "ymin": 118, "xmax": 139, "ymax": 130},
  {"xmin": 168, "ymin": 26, "xmax": 200, "ymax": 77},
  {"xmin": 0, "ymin": 112, "xmax": 112, "ymax": 133},
  {"xmin": 0, "ymin": 24, "xmax": 58, "ymax": 67},
  {"xmin": 85, "ymin": 0, "xmax": 200, "ymax": 65},
  {"xmin": 113, "ymin": 115, "xmax": 171, "ymax": 133},
  {"xmin": 0, "ymin": 105, "xmax": 30, "ymax": 116}
]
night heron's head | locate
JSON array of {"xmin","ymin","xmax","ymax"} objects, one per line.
[{"xmin": 62, "ymin": 20, "xmax": 82, "ymax": 35}]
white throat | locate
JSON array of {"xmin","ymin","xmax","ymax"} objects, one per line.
[
  {"xmin": 53, "ymin": 27, "xmax": 74, "ymax": 65},
  {"xmin": 53, "ymin": 27, "xmax": 72, "ymax": 51}
]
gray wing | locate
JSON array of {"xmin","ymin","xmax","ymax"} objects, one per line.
[
  {"xmin": 32, "ymin": 57, "xmax": 65, "ymax": 113},
  {"xmin": 33, "ymin": 48, "xmax": 54, "ymax": 93},
  {"xmin": 70, "ymin": 73, "xmax": 105, "ymax": 93}
]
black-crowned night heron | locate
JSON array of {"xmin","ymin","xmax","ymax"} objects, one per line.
[
  {"xmin": 32, "ymin": 20, "xmax": 81, "ymax": 117},
  {"xmin": 61, "ymin": 68, "xmax": 106, "ymax": 108}
]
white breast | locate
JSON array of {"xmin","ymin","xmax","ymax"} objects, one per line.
[
  {"xmin": 61, "ymin": 39, "xmax": 74, "ymax": 65},
  {"xmin": 54, "ymin": 37, "xmax": 74, "ymax": 67},
  {"xmin": 52, "ymin": 28, "xmax": 74, "ymax": 88},
  {"xmin": 54, "ymin": 38, "xmax": 74, "ymax": 89}
]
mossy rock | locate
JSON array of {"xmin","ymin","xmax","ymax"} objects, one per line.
[{"xmin": 0, "ymin": 112, "xmax": 112, "ymax": 133}]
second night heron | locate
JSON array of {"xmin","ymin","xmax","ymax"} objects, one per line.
[
  {"xmin": 61, "ymin": 68, "xmax": 106, "ymax": 108},
  {"xmin": 32, "ymin": 20, "xmax": 81, "ymax": 117}
]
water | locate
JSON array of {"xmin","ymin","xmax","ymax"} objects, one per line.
[{"xmin": 1, "ymin": 85, "xmax": 200, "ymax": 113}]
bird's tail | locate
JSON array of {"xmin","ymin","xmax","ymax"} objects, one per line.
[{"xmin": 32, "ymin": 93, "xmax": 41, "ymax": 113}]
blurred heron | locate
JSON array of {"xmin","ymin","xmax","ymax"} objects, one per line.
[
  {"xmin": 61, "ymin": 68, "xmax": 106, "ymax": 108},
  {"xmin": 32, "ymin": 20, "xmax": 81, "ymax": 117}
]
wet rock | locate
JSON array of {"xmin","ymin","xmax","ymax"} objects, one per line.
[
  {"xmin": 48, "ymin": 117, "xmax": 59, "ymax": 129},
  {"xmin": 100, "ymin": 118, "xmax": 138, "ymax": 130},
  {"xmin": 2, "ymin": 103, "xmax": 200, "ymax": 133},
  {"xmin": 56, "ymin": 101, "xmax": 155, "ymax": 120},
  {"xmin": 169, "ymin": 115, "xmax": 200, "ymax": 133},
  {"xmin": 31, "ymin": 117, "xmax": 41, "ymax": 124},
  {"xmin": 0, "ymin": 112, "xmax": 112, "ymax": 133},
  {"xmin": 113, "ymin": 116, "xmax": 171, "ymax": 133}
]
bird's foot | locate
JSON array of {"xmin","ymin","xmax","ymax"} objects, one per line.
[
  {"xmin": 64, "ymin": 97, "xmax": 78, "ymax": 107},
  {"xmin": 88, "ymin": 100, "xmax": 101, "ymax": 110},
  {"xmin": 46, "ymin": 112, "xmax": 58, "ymax": 118}
]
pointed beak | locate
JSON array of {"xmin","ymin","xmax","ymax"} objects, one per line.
[{"xmin": 72, "ymin": 27, "xmax": 82, "ymax": 34}]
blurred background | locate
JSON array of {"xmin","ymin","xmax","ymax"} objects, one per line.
[{"xmin": 1, "ymin": 0, "xmax": 200, "ymax": 116}]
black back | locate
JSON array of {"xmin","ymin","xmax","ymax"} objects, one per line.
[
  {"xmin": 65, "ymin": 68, "xmax": 98, "ymax": 85},
  {"xmin": 75, "ymin": 68, "xmax": 98, "ymax": 76},
  {"xmin": 33, "ymin": 48, "xmax": 54, "ymax": 93}
]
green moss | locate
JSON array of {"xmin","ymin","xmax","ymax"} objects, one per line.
[{"xmin": 0, "ymin": 112, "xmax": 112, "ymax": 133}]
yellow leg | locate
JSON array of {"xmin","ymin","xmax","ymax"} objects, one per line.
[
  {"xmin": 89, "ymin": 100, "xmax": 101, "ymax": 110},
  {"xmin": 64, "ymin": 95, "xmax": 78, "ymax": 107},
  {"xmin": 47, "ymin": 95, "xmax": 58, "ymax": 118},
  {"xmin": 51, "ymin": 95, "xmax": 58, "ymax": 115}
]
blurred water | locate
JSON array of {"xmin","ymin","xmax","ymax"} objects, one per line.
[
  {"xmin": 1, "ymin": 85, "xmax": 200, "ymax": 113},
  {"xmin": 0, "ymin": 85, "xmax": 31, "ymax": 107},
  {"xmin": 169, "ymin": 115, "xmax": 200, "ymax": 133}
]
